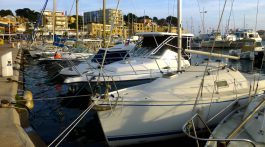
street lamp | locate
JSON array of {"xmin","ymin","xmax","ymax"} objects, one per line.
[{"xmin": 200, "ymin": 8, "xmax": 207, "ymax": 34}]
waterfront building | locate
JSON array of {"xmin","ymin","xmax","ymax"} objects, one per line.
[
  {"xmin": 0, "ymin": 26, "xmax": 5, "ymax": 34},
  {"xmin": 132, "ymin": 22, "xmax": 157, "ymax": 33},
  {"xmin": 127, "ymin": 18, "xmax": 157, "ymax": 36},
  {"xmin": 41, "ymin": 10, "xmax": 68, "ymax": 35},
  {"xmin": 84, "ymin": 9, "xmax": 123, "ymax": 26},
  {"xmin": 0, "ymin": 16, "xmax": 15, "ymax": 33},
  {"xmin": 87, "ymin": 22, "xmax": 128, "ymax": 39}
]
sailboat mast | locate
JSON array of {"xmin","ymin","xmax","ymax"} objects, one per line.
[
  {"xmin": 103, "ymin": 0, "xmax": 106, "ymax": 48},
  {"xmin": 76, "ymin": 0, "xmax": 79, "ymax": 40},
  {"xmin": 53, "ymin": 0, "xmax": 56, "ymax": 41},
  {"xmin": 177, "ymin": 0, "xmax": 182, "ymax": 71}
]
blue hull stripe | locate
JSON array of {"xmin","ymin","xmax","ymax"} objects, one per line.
[{"xmin": 107, "ymin": 130, "xmax": 181, "ymax": 141}]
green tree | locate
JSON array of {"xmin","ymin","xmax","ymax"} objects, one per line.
[
  {"xmin": 157, "ymin": 18, "xmax": 166, "ymax": 26},
  {"xmin": 123, "ymin": 13, "xmax": 138, "ymax": 24},
  {"xmin": 166, "ymin": 16, "xmax": 178, "ymax": 25},
  {"xmin": 15, "ymin": 8, "xmax": 40, "ymax": 22},
  {"xmin": 0, "ymin": 9, "xmax": 14, "ymax": 17},
  {"xmin": 68, "ymin": 15, "xmax": 83, "ymax": 29},
  {"xmin": 153, "ymin": 17, "xmax": 158, "ymax": 22},
  {"xmin": 138, "ymin": 15, "xmax": 150, "ymax": 20}
]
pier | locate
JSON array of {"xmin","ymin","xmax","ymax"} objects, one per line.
[{"xmin": 0, "ymin": 42, "xmax": 45, "ymax": 147}]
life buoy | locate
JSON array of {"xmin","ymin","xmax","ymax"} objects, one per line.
[{"xmin": 54, "ymin": 52, "xmax": 62, "ymax": 59}]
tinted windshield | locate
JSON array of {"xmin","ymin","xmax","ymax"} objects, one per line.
[
  {"xmin": 130, "ymin": 35, "xmax": 176, "ymax": 57},
  {"xmin": 92, "ymin": 50, "xmax": 129, "ymax": 64}
]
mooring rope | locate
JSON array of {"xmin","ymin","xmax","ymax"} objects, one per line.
[
  {"xmin": 193, "ymin": 0, "xmax": 228, "ymax": 110},
  {"xmin": 48, "ymin": 102, "xmax": 96, "ymax": 147},
  {"xmin": 15, "ymin": 94, "xmax": 92, "ymax": 102}
]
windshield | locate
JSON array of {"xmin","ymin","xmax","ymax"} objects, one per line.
[
  {"xmin": 129, "ymin": 35, "xmax": 177, "ymax": 57},
  {"xmin": 256, "ymin": 41, "xmax": 262, "ymax": 47}
]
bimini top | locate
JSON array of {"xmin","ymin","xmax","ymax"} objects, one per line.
[{"xmin": 136, "ymin": 32, "xmax": 194, "ymax": 37}]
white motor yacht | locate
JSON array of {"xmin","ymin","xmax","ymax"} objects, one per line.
[
  {"xmin": 64, "ymin": 32, "xmax": 193, "ymax": 85},
  {"xmin": 59, "ymin": 43, "xmax": 136, "ymax": 76}
]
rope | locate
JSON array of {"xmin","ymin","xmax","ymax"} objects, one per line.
[
  {"xmin": 255, "ymin": 0, "xmax": 260, "ymax": 32},
  {"xmin": 15, "ymin": 94, "xmax": 91, "ymax": 102},
  {"xmin": 193, "ymin": 0, "xmax": 228, "ymax": 110},
  {"xmin": 99, "ymin": 0, "xmax": 121, "ymax": 74},
  {"xmin": 226, "ymin": 0, "xmax": 234, "ymax": 33},
  {"xmin": 48, "ymin": 102, "xmax": 96, "ymax": 147},
  {"xmin": 68, "ymin": 0, "xmax": 76, "ymax": 17}
]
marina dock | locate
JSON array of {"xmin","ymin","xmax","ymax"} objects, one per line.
[{"xmin": 0, "ymin": 42, "xmax": 45, "ymax": 147}]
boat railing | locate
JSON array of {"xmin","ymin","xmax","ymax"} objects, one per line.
[
  {"xmin": 149, "ymin": 36, "xmax": 177, "ymax": 56},
  {"xmin": 182, "ymin": 113, "xmax": 256, "ymax": 147},
  {"xmin": 206, "ymin": 97, "xmax": 239, "ymax": 124}
]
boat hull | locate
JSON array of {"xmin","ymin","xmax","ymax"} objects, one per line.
[
  {"xmin": 67, "ymin": 78, "xmax": 156, "ymax": 94},
  {"xmin": 97, "ymin": 97, "xmax": 248, "ymax": 146}
]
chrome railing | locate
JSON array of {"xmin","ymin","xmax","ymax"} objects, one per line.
[{"xmin": 182, "ymin": 113, "xmax": 256, "ymax": 147}]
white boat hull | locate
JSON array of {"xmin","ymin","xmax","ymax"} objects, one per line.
[
  {"xmin": 94, "ymin": 63, "xmax": 265, "ymax": 146},
  {"xmin": 97, "ymin": 97, "xmax": 248, "ymax": 146}
]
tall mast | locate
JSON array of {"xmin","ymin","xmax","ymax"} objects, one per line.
[
  {"xmin": 103, "ymin": 0, "xmax": 106, "ymax": 48},
  {"xmin": 76, "ymin": 0, "xmax": 79, "ymax": 40},
  {"xmin": 177, "ymin": 0, "xmax": 182, "ymax": 71},
  {"xmin": 200, "ymin": 8, "xmax": 207, "ymax": 34},
  {"xmin": 82, "ymin": 14, "xmax": 84, "ymax": 40},
  {"xmin": 53, "ymin": 0, "xmax": 56, "ymax": 41},
  {"xmin": 243, "ymin": 14, "xmax": 245, "ymax": 29}
]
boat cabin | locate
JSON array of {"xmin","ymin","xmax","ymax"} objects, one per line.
[
  {"xmin": 234, "ymin": 29, "xmax": 261, "ymax": 41},
  {"xmin": 130, "ymin": 32, "xmax": 194, "ymax": 58}
]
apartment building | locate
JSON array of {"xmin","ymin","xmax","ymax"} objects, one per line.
[
  {"xmin": 42, "ymin": 10, "xmax": 68, "ymax": 35},
  {"xmin": 87, "ymin": 23, "xmax": 128, "ymax": 38},
  {"xmin": 132, "ymin": 22, "xmax": 157, "ymax": 33},
  {"xmin": 84, "ymin": 9, "xmax": 123, "ymax": 26}
]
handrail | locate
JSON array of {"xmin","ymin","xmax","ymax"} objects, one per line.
[
  {"xmin": 182, "ymin": 113, "xmax": 256, "ymax": 147},
  {"xmin": 149, "ymin": 36, "xmax": 176, "ymax": 56},
  {"xmin": 227, "ymin": 97, "xmax": 265, "ymax": 139},
  {"xmin": 206, "ymin": 98, "xmax": 239, "ymax": 124}
]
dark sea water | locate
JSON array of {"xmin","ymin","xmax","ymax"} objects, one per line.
[{"xmin": 24, "ymin": 47, "xmax": 265, "ymax": 147}]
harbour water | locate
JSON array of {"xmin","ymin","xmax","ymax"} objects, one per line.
[{"xmin": 24, "ymin": 48, "xmax": 265, "ymax": 146}]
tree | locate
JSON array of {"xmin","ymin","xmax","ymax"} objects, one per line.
[
  {"xmin": 123, "ymin": 13, "xmax": 138, "ymax": 24},
  {"xmin": 15, "ymin": 8, "xmax": 40, "ymax": 22},
  {"xmin": 138, "ymin": 15, "xmax": 150, "ymax": 20},
  {"xmin": 166, "ymin": 16, "xmax": 178, "ymax": 25},
  {"xmin": 157, "ymin": 18, "xmax": 166, "ymax": 26},
  {"xmin": 153, "ymin": 17, "xmax": 158, "ymax": 22},
  {"xmin": 68, "ymin": 15, "xmax": 83, "ymax": 29},
  {"xmin": 0, "ymin": 9, "xmax": 14, "ymax": 17}
]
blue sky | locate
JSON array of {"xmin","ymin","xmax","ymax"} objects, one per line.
[{"xmin": 1, "ymin": 0, "xmax": 265, "ymax": 34}]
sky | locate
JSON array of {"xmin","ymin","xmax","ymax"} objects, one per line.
[{"xmin": 1, "ymin": 0, "xmax": 265, "ymax": 34}]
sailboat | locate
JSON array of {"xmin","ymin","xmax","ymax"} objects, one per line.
[
  {"xmin": 91, "ymin": 0, "xmax": 265, "ymax": 146},
  {"xmin": 183, "ymin": 93, "xmax": 265, "ymax": 147},
  {"xmin": 205, "ymin": 94, "xmax": 265, "ymax": 147}
]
